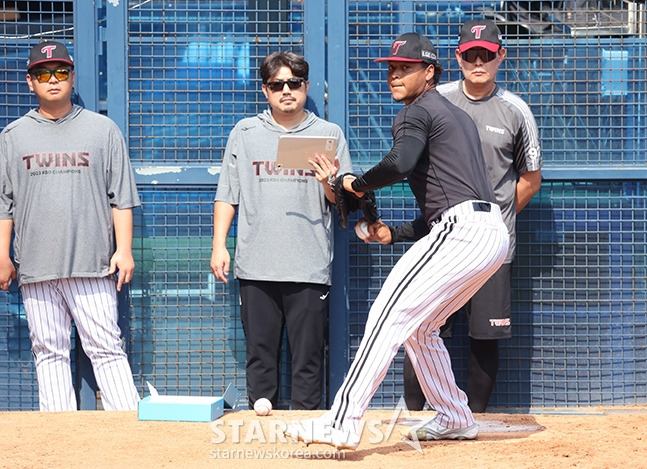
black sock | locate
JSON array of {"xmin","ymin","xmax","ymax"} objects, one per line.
[{"xmin": 467, "ymin": 338, "xmax": 499, "ymax": 413}]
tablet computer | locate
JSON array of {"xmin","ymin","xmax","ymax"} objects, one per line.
[{"xmin": 275, "ymin": 135, "xmax": 338, "ymax": 170}]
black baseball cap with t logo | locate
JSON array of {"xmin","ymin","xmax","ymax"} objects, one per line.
[
  {"xmin": 458, "ymin": 19, "xmax": 502, "ymax": 52},
  {"xmin": 27, "ymin": 41, "xmax": 74, "ymax": 70},
  {"xmin": 374, "ymin": 32, "xmax": 438, "ymax": 64}
]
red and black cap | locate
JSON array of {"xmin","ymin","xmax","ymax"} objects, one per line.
[
  {"xmin": 458, "ymin": 19, "xmax": 502, "ymax": 53},
  {"xmin": 27, "ymin": 41, "xmax": 74, "ymax": 70},
  {"xmin": 374, "ymin": 32, "xmax": 438, "ymax": 64}
]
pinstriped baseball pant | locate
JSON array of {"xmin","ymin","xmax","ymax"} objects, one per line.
[
  {"xmin": 327, "ymin": 201, "xmax": 509, "ymax": 429},
  {"xmin": 21, "ymin": 277, "xmax": 140, "ymax": 412}
]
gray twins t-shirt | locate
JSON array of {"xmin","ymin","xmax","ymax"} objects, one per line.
[
  {"xmin": 0, "ymin": 105, "xmax": 141, "ymax": 285},
  {"xmin": 216, "ymin": 110, "xmax": 352, "ymax": 285}
]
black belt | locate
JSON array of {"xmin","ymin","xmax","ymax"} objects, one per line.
[
  {"xmin": 472, "ymin": 201, "xmax": 492, "ymax": 213},
  {"xmin": 431, "ymin": 201, "xmax": 492, "ymax": 227}
]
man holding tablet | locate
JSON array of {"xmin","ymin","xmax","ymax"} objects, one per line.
[{"xmin": 211, "ymin": 51, "xmax": 352, "ymax": 410}]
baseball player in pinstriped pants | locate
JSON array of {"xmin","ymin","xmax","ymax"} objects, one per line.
[
  {"xmin": 20, "ymin": 279, "xmax": 139, "ymax": 411},
  {"xmin": 285, "ymin": 33, "xmax": 509, "ymax": 450},
  {"xmin": 0, "ymin": 41, "xmax": 140, "ymax": 411},
  {"xmin": 403, "ymin": 18, "xmax": 543, "ymax": 414}
]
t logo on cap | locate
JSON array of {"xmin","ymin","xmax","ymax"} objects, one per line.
[
  {"xmin": 392, "ymin": 41, "xmax": 407, "ymax": 55},
  {"xmin": 40, "ymin": 45, "xmax": 58, "ymax": 59},
  {"xmin": 470, "ymin": 25, "xmax": 487, "ymax": 39}
]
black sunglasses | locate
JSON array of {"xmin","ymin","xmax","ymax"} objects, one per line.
[
  {"xmin": 265, "ymin": 78, "xmax": 306, "ymax": 93},
  {"xmin": 30, "ymin": 68, "xmax": 72, "ymax": 83},
  {"xmin": 461, "ymin": 49, "xmax": 498, "ymax": 64}
]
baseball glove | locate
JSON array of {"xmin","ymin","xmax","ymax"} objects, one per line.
[{"xmin": 332, "ymin": 173, "xmax": 380, "ymax": 228}]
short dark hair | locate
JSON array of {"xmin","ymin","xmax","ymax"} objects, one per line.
[
  {"xmin": 260, "ymin": 51, "xmax": 309, "ymax": 84},
  {"xmin": 431, "ymin": 62, "xmax": 444, "ymax": 85}
]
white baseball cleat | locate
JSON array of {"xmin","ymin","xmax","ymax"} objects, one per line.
[
  {"xmin": 402, "ymin": 420, "xmax": 479, "ymax": 441},
  {"xmin": 284, "ymin": 418, "xmax": 361, "ymax": 450}
]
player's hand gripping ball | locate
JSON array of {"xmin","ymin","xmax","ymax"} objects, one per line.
[
  {"xmin": 355, "ymin": 221, "xmax": 370, "ymax": 241},
  {"xmin": 253, "ymin": 398, "xmax": 272, "ymax": 416}
]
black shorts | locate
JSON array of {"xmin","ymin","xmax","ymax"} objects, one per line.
[{"xmin": 440, "ymin": 263, "xmax": 512, "ymax": 340}]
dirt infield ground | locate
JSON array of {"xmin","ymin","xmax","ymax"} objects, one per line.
[{"xmin": 2, "ymin": 407, "xmax": 646, "ymax": 468}]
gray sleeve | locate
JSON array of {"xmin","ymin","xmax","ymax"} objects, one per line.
[
  {"xmin": 507, "ymin": 91, "xmax": 542, "ymax": 174},
  {"xmin": 0, "ymin": 135, "xmax": 13, "ymax": 219},
  {"xmin": 215, "ymin": 126, "xmax": 241, "ymax": 206},
  {"xmin": 107, "ymin": 122, "xmax": 141, "ymax": 209},
  {"xmin": 334, "ymin": 127, "xmax": 353, "ymax": 175}
]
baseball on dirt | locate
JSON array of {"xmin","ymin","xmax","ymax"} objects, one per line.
[
  {"xmin": 253, "ymin": 398, "xmax": 272, "ymax": 416},
  {"xmin": 355, "ymin": 221, "xmax": 370, "ymax": 240}
]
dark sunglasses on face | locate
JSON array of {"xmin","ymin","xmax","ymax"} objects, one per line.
[
  {"xmin": 30, "ymin": 68, "xmax": 72, "ymax": 83},
  {"xmin": 265, "ymin": 78, "xmax": 306, "ymax": 92},
  {"xmin": 461, "ymin": 49, "xmax": 498, "ymax": 64}
]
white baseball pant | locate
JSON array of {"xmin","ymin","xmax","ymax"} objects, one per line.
[
  {"xmin": 326, "ymin": 200, "xmax": 509, "ymax": 429},
  {"xmin": 22, "ymin": 277, "xmax": 140, "ymax": 411}
]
